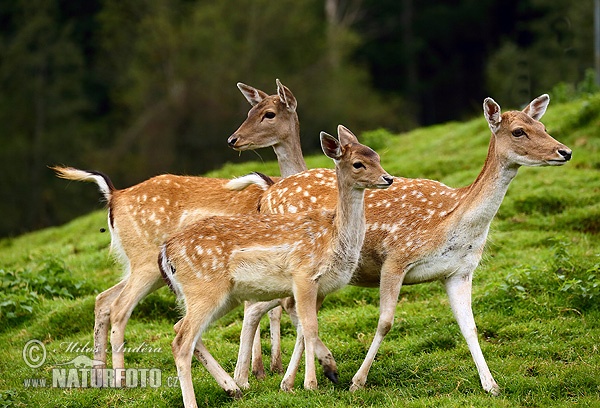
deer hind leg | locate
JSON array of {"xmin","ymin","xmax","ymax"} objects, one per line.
[
  {"xmin": 350, "ymin": 267, "xmax": 405, "ymax": 392},
  {"xmin": 175, "ymin": 292, "xmax": 241, "ymax": 402},
  {"xmin": 94, "ymin": 280, "xmax": 126, "ymax": 368},
  {"xmin": 92, "ymin": 279, "xmax": 126, "ymax": 387},
  {"xmin": 444, "ymin": 272, "xmax": 499, "ymax": 396},
  {"xmin": 109, "ymin": 261, "xmax": 164, "ymax": 376},
  {"xmin": 172, "ymin": 317, "xmax": 202, "ymax": 408}
]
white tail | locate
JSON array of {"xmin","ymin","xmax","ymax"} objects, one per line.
[
  {"xmin": 49, "ymin": 79, "xmax": 300, "ymax": 382},
  {"xmin": 159, "ymin": 126, "xmax": 392, "ymax": 406},
  {"xmin": 236, "ymin": 94, "xmax": 572, "ymax": 395}
]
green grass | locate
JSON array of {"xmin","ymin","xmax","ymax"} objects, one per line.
[{"xmin": 1, "ymin": 94, "xmax": 600, "ymax": 407}]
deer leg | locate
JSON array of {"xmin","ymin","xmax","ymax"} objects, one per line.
[
  {"xmin": 234, "ymin": 299, "xmax": 280, "ymax": 387},
  {"xmin": 350, "ymin": 268, "xmax": 405, "ymax": 392},
  {"xmin": 92, "ymin": 279, "xmax": 126, "ymax": 386},
  {"xmin": 174, "ymin": 291, "xmax": 241, "ymax": 404},
  {"xmin": 290, "ymin": 281, "xmax": 320, "ymax": 391},
  {"xmin": 94, "ymin": 280, "xmax": 125, "ymax": 367},
  {"xmin": 172, "ymin": 317, "xmax": 202, "ymax": 408},
  {"xmin": 444, "ymin": 272, "xmax": 500, "ymax": 396},
  {"xmin": 268, "ymin": 305, "xmax": 284, "ymax": 373},
  {"xmin": 192, "ymin": 340, "xmax": 242, "ymax": 399},
  {"xmin": 280, "ymin": 318, "xmax": 304, "ymax": 392},
  {"xmin": 281, "ymin": 296, "xmax": 338, "ymax": 383},
  {"xmin": 251, "ymin": 323, "xmax": 265, "ymax": 379},
  {"xmin": 109, "ymin": 263, "xmax": 164, "ymax": 380}
]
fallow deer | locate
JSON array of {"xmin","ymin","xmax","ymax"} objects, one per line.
[
  {"xmin": 50, "ymin": 79, "xmax": 302, "ymax": 383},
  {"xmin": 158, "ymin": 126, "xmax": 393, "ymax": 406},
  {"xmin": 229, "ymin": 79, "xmax": 307, "ymax": 377},
  {"xmin": 232, "ymin": 95, "xmax": 572, "ymax": 394}
]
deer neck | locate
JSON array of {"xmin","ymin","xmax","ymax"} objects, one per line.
[
  {"xmin": 332, "ymin": 168, "xmax": 368, "ymax": 263},
  {"xmin": 454, "ymin": 135, "xmax": 519, "ymax": 232},
  {"xmin": 272, "ymin": 117, "xmax": 307, "ymax": 177}
]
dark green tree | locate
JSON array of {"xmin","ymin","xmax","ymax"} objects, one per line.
[{"xmin": 0, "ymin": 0, "xmax": 92, "ymax": 235}]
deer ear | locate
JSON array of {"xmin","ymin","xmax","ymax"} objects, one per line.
[
  {"xmin": 276, "ymin": 79, "xmax": 297, "ymax": 112},
  {"xmin": 483, "ymin": 97, "xmax": 502, "ymax": 134},
  {"xmin": 237, "ymin": 82, "xmax": 268, "ymax": 106},
  {"xmin": 337, "ymin": 124, "xmax": 359, "ymax": 145},
  {"xmin": 522, "ymin": 94, "xmax": 549, "ymax": 120},
  {"xmin": 320, "ymin": 132, "xmax": 342, "ymax": 160}
]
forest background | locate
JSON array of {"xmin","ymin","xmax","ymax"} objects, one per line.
[{"xmin": 0, "ymin": 0, "xmax": 595, "ymax": 237}]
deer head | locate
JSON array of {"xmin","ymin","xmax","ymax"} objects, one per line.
[
  {"xmin": 484, "ymin": 94, "xmax": 572, "ymax": 168},
  {"xmin": 228, "ymin": 79, "xmax": 299, "ymax": 151}
]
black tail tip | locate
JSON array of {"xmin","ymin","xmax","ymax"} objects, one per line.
[{"xmin": 253, "ymin": 172, "xmax": 275, "ymax": 186}]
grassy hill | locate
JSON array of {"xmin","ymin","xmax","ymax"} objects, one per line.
[{"xmin": 1, "ymin": 94, "xmax": 599, "ymax": 407}]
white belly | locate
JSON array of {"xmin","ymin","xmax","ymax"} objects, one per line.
[{"xmin": 403, "ymin": 231, "xmax": 486, "ymax": 284}]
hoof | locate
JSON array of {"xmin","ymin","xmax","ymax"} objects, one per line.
[
  {"xmin": 304, "ymin": 380, "xmax": 318, "ymax": 390},
  {"xmin": 487, "ymin": 384, "xmax": 500, "ymax": 397},
  {"xmin": 226, "ymin": 388, "xmax": 243, "ymax": 400},
  {"xmin": 270, "ymin": 361, "xmax": 284, "ymax": 374},
  {"xmin": 324, "ymin": 368, "xmax": 339, "ymax": 384},
  {"xmin": 349, "ymin": 381, "xmax": 363, "ymax": 392},
  {"xmin": 252, "ymin": 368, "xmax": 266, "ymax": 381},
  {"xmin": 236, "ymin": 381, "xmax": 250, "ymax": 390},
  {"xmin": 280, "ymin": 380, "xmax": 294, "ymax": 392}
]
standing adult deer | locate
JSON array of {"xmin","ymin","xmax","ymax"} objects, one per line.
[
  {"xmin": 232, "ymin": 94, "xmax": 572, "ymax": 394},
  {"xmin": 229, "ymin": 79, "xmax": 307, "ymax": 377},
  {"xmin": 50, "ymin": 79, "xmax": 302, "ymax": 383},
  {"xmin": 159, "ymin": 127, "xmax": 393, "ymax": 406}
]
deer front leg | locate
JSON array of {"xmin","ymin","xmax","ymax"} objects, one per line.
[
  {"xmin": 292, "ymin": 281, "xmax": 321, "ymax": 391},
  {"xmin": 280, "ymin": 296, "xmax": 339, "ymax": 384},
  {"xmin": 251, "ymin": 323, "xmax": 265, "ymax": 379},
  {"xmin": 268, "ymin": 305, "xmax": 284, "ymax": 373},
  {"xmin": 280, "ymin": 320, "xmax": 304, "ymax": 392},
  {"xmin": 234, "ymin": 299, "xmax": 280, "ymax": 388},
  {"xmin": 351, "ymin": 267, "xmax": 405, "ymax": 392},
  {"xmin": 444, "ymin": 272, "xmax": 499, "ymax": 396}
]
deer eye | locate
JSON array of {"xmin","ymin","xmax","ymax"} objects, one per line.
[
  {"xmin": 353, "ymin": 162, "xmax": 366, "ymax": 169},
  {"xmin": 512, "ymin": 128, "xmax": 525, "ymax": 137},
  {"xmin": 264, "ymin": 111, "xmax": 276, "ymax": 119}
]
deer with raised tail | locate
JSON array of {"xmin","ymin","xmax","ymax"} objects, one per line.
[
  {"xmin": 50, "ymin": 79, "xmax": 304, "ymax": 383},
  {"xmin": 158, "ymin": 127, "xmax": 393, "ymax": 406},
  {"xmin": 233, "ymin": 94, "xmax": 572, "ymax": 394}
]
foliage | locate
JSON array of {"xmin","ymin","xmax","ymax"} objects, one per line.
[
  {"xmin": 0, "ymin": 257, "xmax": 92, "ymax": 324},
  {"xmin": 481, "ymin": 238, "xmax": 600, "ymax": 314},
  {"xmin": 1, "ymin": 0, "xmax": 418, "ymax": 238},
  {"xmin": 359, "ymin": 128, "xmax": 395, "ymax": 151},
  {"xmin": 485, "ymin": 0, "xmax": 593, "ymax": 109},
  {"xmin": 552, "ymin": 239, "xmax": 600, "ymax": 308}
]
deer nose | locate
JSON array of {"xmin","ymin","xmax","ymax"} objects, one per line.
[
  {"xmin": 558, "ymin": 148, "xmax": 572, "ymax": 161},
  {"xmin": 227, "ymin": 135, "xmax": 238, "ymax": 147},
  {"xmin": 383, "ymin": 175, "xmax": 394, "ymax": 185}
]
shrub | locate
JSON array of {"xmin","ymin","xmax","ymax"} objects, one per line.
[
  {"xmin": 480, "ymin": 238, "xmax": 600, "ymax": 313},
  {"xmin": 0, "ymin": 257, "xmax": 92, "ymax": 324}
]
